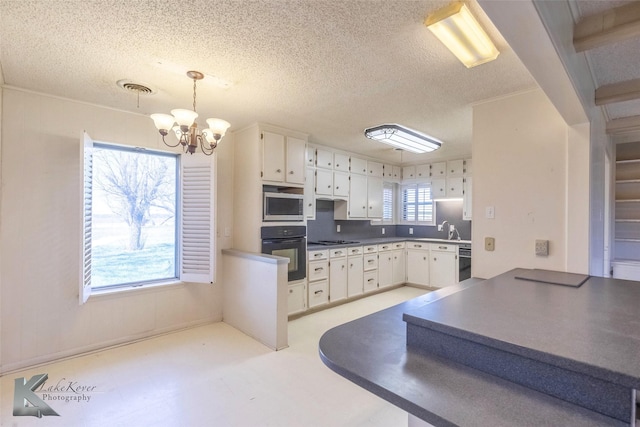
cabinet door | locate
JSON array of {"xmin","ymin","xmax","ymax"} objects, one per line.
[
  {"xmin": 430, "ymin": 161, "xmax": 446, "ymax": 178},
  {"xmin": 378, "ymin": 252, "xmax": 393, "ymax": 288},
  {"xmin": 367, "ymin": 176, "xmax": 383, "ymax": 218},
  {"xmin": 368, "ymin": 161, "xmax": 384, "ymax": 177},
  {"xmin": 392, "ymin": 249, "xmax": 406, "ymax": 285},
  {"xmin": 308, "ymin": 279, "xmax": 329, "ymax": 308},
  {"xmin": 333, "ymin": 171, "xmax": 350, "ymax": 198},
  {"xmin": 349, "ymin": 174, "xmax": 368, "ymax": 218},
  {"xmin": 363, "ymin": 270, "xmax": 378, "ymax": 293},
  {"xmin": 407, "ymin": 250, "xmax": 429, "ymax": 286},
  {"xmin": 347, "ymin": 256, "xmax": 364, "ymax": 297},
  {"xmin": 403, "ymin": 166, "xmax": 416, "ymax": 180},
  {"xmin": 308, "ymin": 260, "xmax": 329, "ymax": 281},
  {"xmin": 416, "ymin": 164, "xmax": 430, "ymax": 179},
  {"xmin": 447, "ymin": 177, "xmax": 464, "ymax": 198},
  {"xmin": 463, "ymin": 176, "xmax": 472, "ymax": 221},
  {"xmin": 429, "ymin": 250, "xmax": 457, "ymax": 288},
  {"xmin": 383, "ymin": 164, "xmax": 394, "ymax": 179},
  {"xmin": 463, "ymin": 158, "xmax": 472, "ymax": 175},
  {"xmin": 288, "ymin": 282, "xmax": 307, "ymax": 315},
  {"xmin": 329, "ymin": 258, "xmax": 348, "ymax": 302},
  {"xmin": 316, "ymin": 148, "xmax": 333, "ymax": 169},
  {"xmin": 351, "ymin": 157, "xmax": 368, "ymax": 175},
  {"xmin": 262, "ymin": 131, "xmax": 285, "ymax": 182},
  {"xmin": 304, "ymin": 167, "xmax": 316, "ymax": 219},
  {"xmin": 306, "ymin": 147, "xmax": 316, "ymax": 168},
  {"xmin": 392, "ymin": 166, "xmax": 402, "ymax": 181},
  {"xmin": 431, "ymin": 178, "xmax": 446, "ymax": 199},
  {"xmin": 286, "ymin": 137, "xmax": 306, "ymax": 185},
  {"xmin": 334, "ymin": 153, "xmax": 350, "ymax": 172},
  {"xmin": 447, "ymin": 159, "xmax": 464, "ymax": 176},
  {"xmin": 315, "ymin": 169, "xmax": 333, "ymax": 196}
]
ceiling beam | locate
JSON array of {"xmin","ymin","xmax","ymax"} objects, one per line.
[
  {"xmin": 574, "ymin": 2, "xmax": 640, "ymax": 52},
  {"xmin": 595, "ymin": 78, "xmax": 640, "ymax": 106},
  {"xmin": 606, "ymin": 115, "xmax": 640, "ymax": 135}
]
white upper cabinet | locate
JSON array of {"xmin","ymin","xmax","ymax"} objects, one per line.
[
  {"xmin": 286, "ymin": 137, "xmax": 306, "ymax": 185},
  {"xmin": 306, "ymin": 147, "xmax": 316, "ymax": 168},
  {"xmin": 333, "ymin": 171, "xmax": 350, "ymax": 198},
  {"xmin": 315, "ymin": 168, "xmax": 333, "ymax": 196},
  {"xmin": 262, "ymin": 131, "xmax": 305, "ymax": 185},
  {"xmin": 430, "ymin": 161, "xmax": 446, "ymax": 178},
  {"xmin": 348, "ymin": 174, "xmax": 368, "ymax": 218},
  {"xmin": 447, "ymin": 176, "xmax": 464, "ymax": 198},
  {"xmin": 305, "ymin": 167, "xmax": 316, "ymax": 219},
  {"xmin": 368, "ymin": 161, "xmax": 384, "ymax": 178},
  {"xmin": 463, "ymin": 158, "xmax": 472, "ymax": 175},
  {"xmin": 463, "ymin": 176, "xmax": 472, "ymax": 220},
  {"xmin": 392, "ymin": 166, "xmax": 402, "ymax": 181},
  {"xmin": 367, "ymin": 176, "xmax": 383, "ymax": 218},
  {"xmin": 351, "ymin": 157, "xmax": 368, "ymax": 175},
  {"xmin": 447, "ymin": 159, "xmax": 464, "ymax": 176},
  {"xmin": 431, "ymin": 178, "xmax": 446, "ymax": 199},
  {"xmin": 316, "ymin": 148, "xmax": 333, "ymax": 169},
  {"xmin": 262, "ymin": 131, "xmax": 286, "ymax": 182},
  {"xmin": 383, "ymin": 164, "xmax": 394, "ymax": 180},
  {"xmin": 334, "ymin": 153, "xmax": 350, "ymax": 172},
  {"xmin": 403, "ymin": 166, "xmax": 416, "ymax": 180},
  {"xmin": 416, "ymin": 164, "xmax": 430, "ymax": 179}
]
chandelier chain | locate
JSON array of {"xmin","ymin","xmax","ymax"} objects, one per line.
[{"xmin": 192, "ymin": 79, "xmax": 197, "ymax": 112}]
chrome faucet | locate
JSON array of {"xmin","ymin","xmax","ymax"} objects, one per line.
[{"xmin": 439, "ymin": 220, "xmax": 461, "ymax": 240}]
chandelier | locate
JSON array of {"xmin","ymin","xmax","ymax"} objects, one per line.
[{"xmin": 150, "ymin": 71, "xmax": 230, "ymax": 155}]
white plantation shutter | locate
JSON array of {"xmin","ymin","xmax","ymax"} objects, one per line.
[
  {"xmin": 382, "ymin": 182, "xmax": 394, "ymax": 222},
  {"xmin": 400, "ymin": 183, "xmax": 434, "ymax": 225},
  {"xmin": 180, "ymin": 153, "xmax": 216, "ymax": 283},
  {"xmin": 80, "ymin": 132, "xmax": 93, "ymax": 304}
]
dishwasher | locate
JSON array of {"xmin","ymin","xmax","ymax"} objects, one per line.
[{"xmin": 458, "ymin": 243, "xmax": 472, "ymax": 281}]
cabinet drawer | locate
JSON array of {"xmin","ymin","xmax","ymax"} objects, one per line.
[
  {"xmin": 392, "ymin": 241, "xmax": 406, "ymax": 250},
  {"xmin": 430, "ymin": 243, "xmax": 457, "ymax": 253},
  {"xmin": 348, "ymin": 246, "xmax": 363, "ymax": 256},
  {"xmin": 363, "ymin": 270, "xmax": 378, "ymax": 292},
  {"xmin": 364, "ymin": 245, "xmax": 378, "ymax": 253},
  {"xmin": 364, "ymin": 254, "xmax": 378, "ymax": 271},
  {"xmin": 308, "ymin": 279, "xmax": 329, "ymax": 308},
  {"xmin": 330, "ymin": 248, "xmax": 347, "ymax": 258},
  {"xmin": 308, "ymin": 249, "xmax": 329, "ymax": 260},
  {"xmin": 378, "ymin": 243, "xmax": 393, "ymax": 252},
  {"xmin": 308, "ymin": 260, "xmax": 329, "ymax": 281},
  {"xmin": 407, "ymin": 242, "xmax": 429, "ymax": 250}
]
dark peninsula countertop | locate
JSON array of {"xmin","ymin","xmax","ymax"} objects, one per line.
[
  {"xmin": 308, "ymin": 237, "xmax": 471, "ymax": 251},
  {"xmin": 319, "ymin": 271, "xmax": 637, "ymax": 426}
]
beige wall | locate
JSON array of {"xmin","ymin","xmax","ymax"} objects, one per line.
[
  {"xmin": 472, "ymin": 89, "xmax": 586, "ymax": 279},
  {"xmin": 0, "ymin": 88, "xmax": 233, "ymax": 373}
]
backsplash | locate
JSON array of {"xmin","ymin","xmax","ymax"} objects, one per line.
[{"xmin": 307, "ymin": 200, "xmax": 471, "ymax": 242}]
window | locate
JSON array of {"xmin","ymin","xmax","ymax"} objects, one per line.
[
  {"xmin": 382, "ymin": 182, "xmax": 394, "ymax": 223},
  {"xmin": 400, "ymin": 183, "xmax": 435, "ymax": 225},
  {"xmin": 80, "ymin": 132, "xmax": 215, "ymax": 303}
]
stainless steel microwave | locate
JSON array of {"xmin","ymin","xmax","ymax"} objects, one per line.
[{"xmin": 263, "ymin": 192, "xmax": 304, "ymax": 221}]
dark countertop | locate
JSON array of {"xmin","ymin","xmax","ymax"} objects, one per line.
[
  {"xmin": 307, "ymin": 237, "xmax": 471, "ymax": 251},
  {"xmin": 318, "ymin": 278, "xmax": 628, "ymax": 426}
]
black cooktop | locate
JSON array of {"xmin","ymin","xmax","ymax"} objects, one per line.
[{"xmin": 308, "ymin": 240, "xmax": 360, "ymax": 246}]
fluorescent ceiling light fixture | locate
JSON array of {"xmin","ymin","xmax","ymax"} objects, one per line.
[
  {"xmin": 364, "ymin": 124, "xmax": 442, "ymax": 154},
  {"xmin": 425, "ymin": 2, "xmax": 499, "ymax": 68}
]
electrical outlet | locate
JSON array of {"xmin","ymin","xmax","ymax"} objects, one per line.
[
  {"xmin": 449, "ymin": 224, "xmax": 455, "ymax": 232},
  {"xmin": 438, "ymin": 224, "xmax": 443, "ymax": 231},
  {"xmin": 337, "ymin": 224, "xmax": 341, "ymax": 233},
  {"xmin": 535, "ymin": 239, "xmax": 549, "ymax": 256},
  {"xmin": 382, "ymin": 227, "xmax": 385, "ymax": 235},
  {"xmin": 485, "ymin": 237, "xmax": 495, "ymax": 251},
  {"xmin": 409, "ymin": 228, "xmax": 414, "ymax": 235},
  {"xmin": 486, "ymin": 206, "xmax": 495, "ymax": 219}
]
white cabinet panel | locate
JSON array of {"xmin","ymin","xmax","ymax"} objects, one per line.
[
  {"xmin": 463, "ymin": 176, "xmax": 472, "ymax": 221},
  {"xmin": 392, "ymin": 249, "xmax": 406, "ymax": 285},
  {"xmin": 262, "ymin": 131, "xmax": 285, "ymax": 182},
  {"xmin": 416, "ymin": 164, "xmax": 430, "ymax": 179},
  {"xmin": 351, "ymin": 157, "xmax": 368, "ymax": 175},
  {"xmin": 304, "ymin": 167, "xmax": 315, "ymax": 219},
  {"xmin": 407, "ymin": 248, "xmax": 429, "ymax": 286},
  {"xmin": 334, "ymin": 153, "xmax": 350, "ymax": 172},
  {"xmin": 447, "ymin": 159, "xmax": 464, "ymax": 176},
  {"xmin": 392, "ymin": 166, "xmax": 402, "ymax": 181},
  {"xmin": 430, "ymin": 162, "xmax": 446, "ymax": 178},
  {"xmin": 286, "ymin": 137, "xmax": 306, "ymax": 184},
  {"xmin": 308, "ymin": 260, "xmax": 329, "ymax": 281},
  {"xmin": 378, "ymin": 251, "xmax": 393, "ymax": 289},
  {"xmin": 431, "ymin": 178, "xmax": 446, "ymax": 199},
  {"xmin": 329, "ymin": 258, "xmax": 348, "ymax": 302},
  {"xmin": 363, "ymin": 270, "xmax": 378, "ymax": 293},
  {"xmin": 429, "ymin": 244, "xmax": 457, "ymax": 288},
  {"xmin": 447, "ymin": 176, "xmax": 464, "ymax": 198},
  {"xmin": 349, "ymin": 174, "xmax": 368, "ymax": 218},
  {"xmin": 403, "ymin": 166, "xmax": 416, "ymax": 180},
  {"xmin": 308, "ymin": 279, "xmax": 329, "ymax": 307},
  {"xmin": 367, "ymin": 177, "xmax": 383, "ymax": 218},
  {"xmin": 364, "ymin": 253, "xmax": 378, "ymax": 271},
  {"xmin": 333, "ymin": 172, "xmax": 350, "ymax": 198},
  {"xmin": 463, "ymin": 158, "xmax": 472, "ymax": 175},
  {"xmin": 316, "ymin": 148, "xmax": 333, "ymax": 169},
  {"xmin": 315, "ymin": 169, "xmax": 333, "ymax": 196},
  {"xmin": 368, "ymin": 161, "xmax": 384, "ymax": 177},
  {"xmin": 306, "ymin": 147, "xmax": 316, "ymax": 168},
  {"xmin": 383, "ymin": 164, "xmax": 394, "ymax": 179},
  {"xmin": 288, "ymin": 282, "xmax": 307, "ymax": 315},
  {"xmin": 347, "ymin": 255, "xmax": 364, "ymax": 297}
]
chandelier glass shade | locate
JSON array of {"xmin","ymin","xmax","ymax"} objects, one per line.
[{"xmin": 150, "ymin": 71, "xmax": 230, "ymax": 155}]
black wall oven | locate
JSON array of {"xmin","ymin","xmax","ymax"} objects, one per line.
[
  {"xmin": 459, "ymin": 243, "xmax": 471, "ymax": 282},
  {"xmin": 261, "ymin": 226, "xmax": 306, "ymax": 282}
]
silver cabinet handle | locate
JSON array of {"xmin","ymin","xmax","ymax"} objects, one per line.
[
  {"xmin": 423, "ymin": 257, "xmax": 427, "ymax": 261},
  {"xmin": 336, "ymin": 164, "xmax": 340, "ymax": 167},
  {"xmin": 367, "ymin": 278, "xmax": 374, "ymax": 282},
  {"xmin": 314, "ymin": 290, "xmax": 323, "ymax": 295},
  {"xmin": 328, "ymin": 162, "xmax": 331, "ymax": 166},
  {"xmin": 289, "ymin": 170, "xmax": 294, "ymax": 174},
  {"xmin": 415, "ymin": 244, "xmax": 422, "ymax": 248},
  {"xmin": 368, "ymin": 260, "xmax": 374, "ymax": 263},
  {"xmin": 382, "ymin": 246, "xmax": 389, "ymax": 249},
  {"xmin": 308, "ymin": 203, "xmax": 312, "ymax": 207},
  {"xmin": 335, "ymin": 251, "xmax": 342, "ymax": 255},
  {"xmin": 276, "ymin": 169, "xmax": 281, "ymax": 173},
  {"xmin": 289, "ymin": 289, "xmax": 293, "ymax": 294},
  {"xmin": 439, "ymin": 246, "xmax": 447, "ymax": 249},
  {"xmin": 315, "ymin": 267, "xmax": 324, "ymax": 271},
  {"xmin": 314, "ymin": 253, "xmax": 322, "ymax": 257}
]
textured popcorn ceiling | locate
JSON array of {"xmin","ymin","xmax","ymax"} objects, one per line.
[{"xmin": 0, "ymin": 0, "xmax": 538, "ymax": 163}]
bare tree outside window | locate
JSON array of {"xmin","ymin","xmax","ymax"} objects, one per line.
[{"xmin": 91, "ymin": 146, "xmax": 177, "ymax": 287}]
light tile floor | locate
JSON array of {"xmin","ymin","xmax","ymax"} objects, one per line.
[{"xmin": 1, "ymin": 286, "xmax": 428, "ymax": 427}]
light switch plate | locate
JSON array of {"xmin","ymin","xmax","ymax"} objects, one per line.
[{"xmin": 485, "ymin": 237, "xmax": 495, "ymax": 251}]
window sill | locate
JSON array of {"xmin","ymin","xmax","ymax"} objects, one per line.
[{"xmin": 89, "ymin": 279, "xmax": 185, "ymax": 301}]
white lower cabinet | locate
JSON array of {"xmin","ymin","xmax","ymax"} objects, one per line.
[
  {"xmin": 406, "ymin": 242, "xmax": 430, "ymax": 286},
  {"xmin": 429, "ymin": 244, "xmax": 458, "ymax": 288},
  {"xmin": 363, "ymin": 270, "xmax": 378, "ymax": 293},
  {"xmin": 329, "ymin": 248, "xmax": 348, "ymax": 303},
  {"xmin": 347, "ymin": 247, "xmax": 364, "ymax": 297},
  {"xmin": 308, "ymin": 249, "xmax": 329, "ymax": 308},
  {"xmin": 377, "ymin": 244, "xmax": 393, "ymax": 289},
  {"xmin": 391, "ymin": 242, "xmax": 406, "ymax": 285},
  {"xmin": 288, "ymin": 282, "xmax": 307, "ymax": 315},
  {"xmin": 308, "ymin": 279, "xmax": 329, "ymax": 308},
  {"xmin": 363, "ymin": 245, "xmax": 378, "ymax": 292}
]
